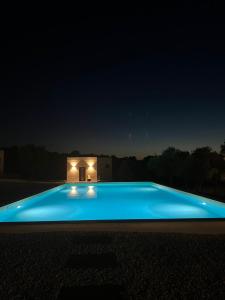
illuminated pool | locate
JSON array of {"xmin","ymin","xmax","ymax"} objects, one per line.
[{"xmin": 0, "ymin": 182, "xmax": 225, "ymax": 222}]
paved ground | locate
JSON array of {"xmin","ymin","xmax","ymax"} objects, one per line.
[{"xmin": 0, "ymin": 232, "xmax": 225, "ymax": 299}]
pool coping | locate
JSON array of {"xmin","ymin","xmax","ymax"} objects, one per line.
[{"xmin": 1, "ymin": 218, "xmax": 225, "ymax": 234}]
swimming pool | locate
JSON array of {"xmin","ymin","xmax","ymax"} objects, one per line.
[{"xmin": 0, "ymin": 182, "xmax": 225, "ymax": 222}]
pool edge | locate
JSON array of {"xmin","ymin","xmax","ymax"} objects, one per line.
[{"xmin": 1, "ymin": 219, "xmax": 225, "ymax": 234}]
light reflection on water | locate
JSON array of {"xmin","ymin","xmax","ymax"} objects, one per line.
[{"xmin": 68, "ymin": 185, "xmax": 97, "ymax": 198}]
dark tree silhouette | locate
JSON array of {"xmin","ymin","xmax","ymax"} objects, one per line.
[
  {"xmin": 69, "ymin": 150, "xmax": 80, "ymax": 156},
  {"xmin": 1, "ymin": 142, "xmax": 225, "ymax": 199},
  {"xmin": 221, "ymin": 141, "xmax": 225, "ymax": 157},
  {"xmin": 146, "ymin": 148, "xmax": 190, "ymax": 186}
]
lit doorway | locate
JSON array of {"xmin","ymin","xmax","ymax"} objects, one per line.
[{"xmin": 79, "ymin": 167, "xmax": 86, "ymax": 181}]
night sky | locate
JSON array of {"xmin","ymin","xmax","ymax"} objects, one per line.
[{"xmin": 2, "ymin": 7, "xmax": 225, "ymax": 158}]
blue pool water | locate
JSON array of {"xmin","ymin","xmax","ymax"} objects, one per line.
[{"xmin": 0, "ymin": 182, "xmax": 225, "ymax": 222}]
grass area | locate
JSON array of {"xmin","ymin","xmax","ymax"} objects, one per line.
[{"xmin": 0, "ymin": 181, "xmax": 60, "ymax": 207}]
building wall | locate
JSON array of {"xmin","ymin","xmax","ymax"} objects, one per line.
[
  {"xmin": 97, "ymin": 157, "xmax": 112, "ymax": 181},
  {"xmin": 67, "ymin": 157, "xmax": 97, "ymax": 182},
  {"xmin": 0, "ymin": 150, "xmax": 4, "ymax": 177}
]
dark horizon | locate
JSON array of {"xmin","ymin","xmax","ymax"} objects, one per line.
[
  {"xmin": 1, "ymin": 140, "xmax": 224, "ymax": 161},
  {"xmin": 2, "ymin": 8, "xmax": 225, "ymax": 157}
]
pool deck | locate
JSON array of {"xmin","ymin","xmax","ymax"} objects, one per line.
[{"xmin": 1, "ymin": 220, "xmax": 225, "ymax": 234}]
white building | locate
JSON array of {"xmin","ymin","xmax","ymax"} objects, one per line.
[{"xmin": 67, "ymin": 156, "xmax": 112, "ymax": 182}]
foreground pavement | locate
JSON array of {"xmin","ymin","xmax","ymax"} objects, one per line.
[{"xmin": 0, "ymin": 232, "xmax": 225, "ymax": 299}]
